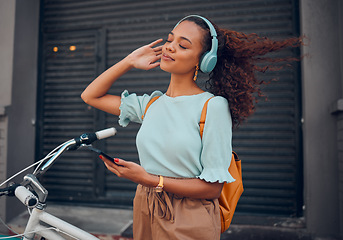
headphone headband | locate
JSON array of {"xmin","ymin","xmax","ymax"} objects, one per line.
[
  {"xmin": 174, "ymin": 15, "xmax": 218, "ymax": 73},
  {"xmin": 174, "ymin": 15, "xmax": 217, "ymax": 37}
]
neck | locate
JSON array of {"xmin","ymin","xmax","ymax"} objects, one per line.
[{"xmin": 165, "ymin": 73, "xmax": 204, "ymax": 98}]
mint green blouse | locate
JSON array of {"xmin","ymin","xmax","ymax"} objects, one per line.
[{"xmin": 119, "ymin": 90, "xmax": 235, "ymax": 183}]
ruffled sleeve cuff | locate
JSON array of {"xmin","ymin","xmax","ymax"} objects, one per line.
[
  {"xmin": 118, "ymin": 90, "xmax": 163, "ymax": 127},
  {"xmin": 118, "ymin": 90, "xmax": 133, "ymax": 127},
  {"xmin": 197, "ymin": 167, "xmax": 236, "ymax": 183}
]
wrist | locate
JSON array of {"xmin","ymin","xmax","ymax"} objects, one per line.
[
  {"xmin": 123, "ymin": 54, "xmax": 135, "ymax": 69},
  {"xmin": 143, "ymin": 174, "xmax": 160, "ymax": 188}
]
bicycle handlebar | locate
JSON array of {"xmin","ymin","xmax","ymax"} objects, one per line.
[
  {"xmin": 72, "ymin": 127, "xmax": 117, "ymax": 148},
  {"xmin": 39, "ymin": 127, "xmax": 117, "ymax": 173},
  {"xmin": 0, "ymin": 127, "xmax": 117, "ymax": 198},
  {"xmin": 94, "ymin": 127, "xmax": 117, "ymax": 140},
  {"xmin": 0, "ymin": 185, "xmax": 38, "ymax": 208},
  {"xmin": 15, "ymin": 186, "xmax": 38, "ymax": 208}
]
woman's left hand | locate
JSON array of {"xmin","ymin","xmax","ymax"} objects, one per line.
[
  {"xmin": 100, "ymin": 156, "xmax": 153, "ymax": 186},
  {"xmin": 100, "ymin": 155, "xmax": 223, "ymax": 199}
]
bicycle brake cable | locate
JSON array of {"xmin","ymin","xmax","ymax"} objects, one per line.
[{"xmin": 0, "ymin": 142, "xmax": 65, "ymax": 187}]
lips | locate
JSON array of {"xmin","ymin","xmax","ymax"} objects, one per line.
[{"xmin": 162, "ymin": 53, "xmax": 175, "ymax": 61}]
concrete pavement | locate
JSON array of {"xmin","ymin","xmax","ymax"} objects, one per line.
[
  {"xmin": 6, "ymin": 204, "xmax": 133, "ymax": 240},
  {"xmin": 4, "ymin": 204, "xmax": 317, "ymax": 240}
]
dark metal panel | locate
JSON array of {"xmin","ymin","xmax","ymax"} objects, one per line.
[
  {"xmin": 38, "ymin": 30, "xmax": 103, "ymax": 201},
  {"xmin": 39, "ymin": 0, "xmax": 302, "ymax": 217}
]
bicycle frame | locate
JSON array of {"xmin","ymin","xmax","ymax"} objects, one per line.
[
  {"xmin": 0, "ymin": 128, "xmax": 117, "ymax": 240},
  {"xmin": 22, "ymin": 208, "xmax": 98, "ymax": 240},
  {"xmin": 14, "ymin": 153, "xmax": 101, "ymax": 240}
]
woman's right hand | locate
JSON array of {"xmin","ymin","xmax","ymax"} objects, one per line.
[
  {"xmin": 126, "ymin": 39, "xmax": 163, "ymax": 70},
  {"xmin": 81, "ymin": 38, "xmax": 163, "ymax": 116}
]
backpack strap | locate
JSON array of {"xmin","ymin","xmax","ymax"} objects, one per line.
[
  {"xmin": 141, "ymin": 96, "xmax": 160, "ymax": 120},
  {"xmin": 199, "ymin": 96, "xmax": 215, "ymax": 139}
]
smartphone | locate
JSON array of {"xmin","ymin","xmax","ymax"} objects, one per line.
[{"xmin": 87, "ymin": 146, "xmax": 121, "ymax": 166}]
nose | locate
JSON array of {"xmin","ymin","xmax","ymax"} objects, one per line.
[{"xmin": 165, "ymin": 42, "xmax": 175, "ymax": 52}]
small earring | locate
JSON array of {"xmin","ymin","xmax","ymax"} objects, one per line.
[{"xmin": 193, "ymin": 65, "xmax": 199, "ymax": 81}]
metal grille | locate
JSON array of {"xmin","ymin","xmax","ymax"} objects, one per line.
[
  {"xmin": 39, "ymin": 0, "xmax": 302, "ymax": 216},
  {"xmin": 38, "ymin": 30, "xmax": 101, "ymax": 201}
]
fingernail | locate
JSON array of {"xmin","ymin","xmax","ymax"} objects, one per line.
[
  {"xmin": 99, "ymin": 155, "xmax": 103, "ymax": 160},
  {"xmin": 114, "ymin": 158, "xmax": 119, "ymax": 163}
]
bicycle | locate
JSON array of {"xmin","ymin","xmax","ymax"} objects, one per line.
[{"xmin": 0, "ymin": 127, "xmax": 117, "ymax": 240}]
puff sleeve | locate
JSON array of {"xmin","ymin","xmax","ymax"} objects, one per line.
[
  {"xmin": 118, "ymin": 90, "xmax": 163, "ymax": 127},
  {"xmin": 197, "ymin": 96, "xmax": 236, "ymax": 183}
]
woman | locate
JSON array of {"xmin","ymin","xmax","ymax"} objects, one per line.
[{"xmin": 81, "ymin": 15, "xmax": 301, "ymax": 239}]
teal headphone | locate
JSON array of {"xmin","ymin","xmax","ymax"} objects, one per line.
[{"xmin": 174, "ymin": 15, "xmax": 218, "ymax": 73}]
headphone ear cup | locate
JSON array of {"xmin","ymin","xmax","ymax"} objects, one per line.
[
  {"xmin": 200, "ymin": 36, "xmax": 218, "ymax": 73},
  {"xmin": 200, "ymin": 51, "xmax": 217, "ymax": 73}
]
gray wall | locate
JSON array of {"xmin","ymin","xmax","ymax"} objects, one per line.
[
  {"xmin": 338, "ymin": 104, "xmax": 343, "ymax": 239},
  {"xmin": 337, "ymin": 1, "xmax": 343, "ymax": 238},
  {"xmin": 0, "ymin": 0, "xmax": 40, "ymax": 224},
  {"xmin": 0, "ymin": 0, "xmax": 16, "ymax": 232},
  {"xmin": 0, "ymin": 0, "xmax": 15, "ymax": 107},
  {"xmin": 300, "ymin": 0, "xmax": 342, "ymax": 238}
]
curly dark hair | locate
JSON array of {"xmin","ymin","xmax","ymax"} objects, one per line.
[{"xmin": 183, "ymin": 17, "xmax": 302, "ymax": 128}]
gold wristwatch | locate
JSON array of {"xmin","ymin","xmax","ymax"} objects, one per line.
[{"xmin": 155, "ymin": 175, "xmax": 164, "ymax": 192}]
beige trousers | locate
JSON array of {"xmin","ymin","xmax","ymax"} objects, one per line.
[{"xmin": 133, "ymin": 184, "xmax": 221, "ymax": 240}]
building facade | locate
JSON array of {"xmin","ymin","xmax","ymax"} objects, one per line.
[{"xmin": 0, "ymin": 0, "xmax": 342, "ymax": 239}]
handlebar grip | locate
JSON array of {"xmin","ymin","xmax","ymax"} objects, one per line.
[
  {"xmin": 15, "ymin": 186, "xmax": 38, "ymax": 208},
  {"xmin": 72, "ymin": 127, "xmax": 117, "ymax": 148},
  {"xmin": 95, "ymin": 127, "xmax": 117, "ymax": 140}
]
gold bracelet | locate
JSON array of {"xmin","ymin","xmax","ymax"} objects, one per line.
[{"xmin": 155, "ymin": 175, "xmax": 164, "ymax": 192}]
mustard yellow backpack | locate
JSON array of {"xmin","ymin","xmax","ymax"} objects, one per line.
[{"xmin": 200, "ymin": 97, "xmax": 243, "ymax": 233}]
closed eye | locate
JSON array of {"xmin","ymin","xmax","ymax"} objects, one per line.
[
  {"xmin": 165, "ymin": 40, "xmax": 187, "ymax": 49},
  {"xmin": 167, "ymin": 32, "xmax": 190, "ymax": 49}
]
